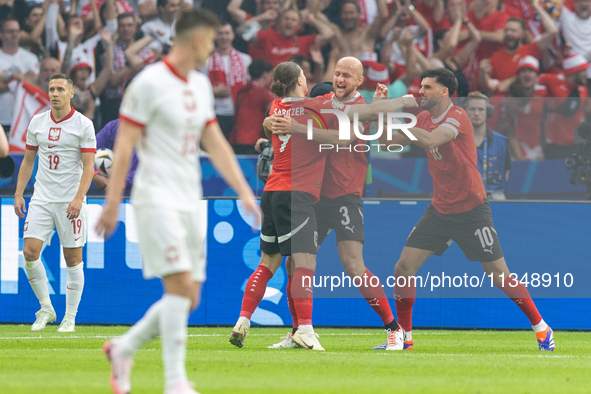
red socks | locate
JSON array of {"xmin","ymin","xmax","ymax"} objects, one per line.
[
  {"xmin": 358, "ymin": 269, "xmax": 395, "ymax": 325},
  {"xmin": 291, "ymin": 267, "xmax": 314, "ymax": 326},
  {"xmin": 286, "ymin": 273, "xmax": 298, "ymax": 330},
  {"xmin": 394, "ymin": 275, "xmax": 416, "ymax": 332},
  {"xmin": 500, "ymin": 276, "xmax": 542, "ymax": 325},
  {"xmin": 239, "ymin": 265, "xmax": 273, "ymax": 319}
]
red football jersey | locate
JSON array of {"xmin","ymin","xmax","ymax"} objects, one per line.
[
  {"xmin": 317, "ymin": 92, "xmax": 371, "ymax": 199},
  {"xmin": 490, "ymin": 43, "xmax": 542, "ymax": 81},
  {"xmin": 539, "ymin": 73, "xmax": 588, "ymax": 146},
  {"xmin": 264, "ymin": 98, "xmax": 327, "ymax": 201},
  {"xmin": 253, "ymin": 31, "xmax": 318, "ymax": 66},
  {"xmin": 513, "ymin": 86, "xmax": 547, "ymax": 150},
  {"xmin": 416, "ymin": 104, "xmax": 486, "ymax": 214}
]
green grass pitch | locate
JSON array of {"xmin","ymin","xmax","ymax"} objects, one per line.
[{"xmin": 1, "ymin": 325, "xmax": 590, "ymax": 394}]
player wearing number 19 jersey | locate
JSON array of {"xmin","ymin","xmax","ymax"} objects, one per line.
[
  {"xmin": 388, "ymin": 68, "xmax": 554, "ymax": 351},
  {"xmin": 14, "ymin": 74, "xmax": 97, "ymax": 333}
]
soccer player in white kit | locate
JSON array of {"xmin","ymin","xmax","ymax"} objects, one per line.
[
  {"xmin": 14, "ymin": 74, "xmax": 97, "ymax": 333},
  {"xmin": 96, "ymin": 9, "xmax": 259, "ymax": 394}
]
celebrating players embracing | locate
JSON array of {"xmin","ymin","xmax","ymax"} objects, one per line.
[{"xmin": 14, "ymin": 73, "xmax": 97, "ymax": 333}]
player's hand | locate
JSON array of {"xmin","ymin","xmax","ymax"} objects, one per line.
[
  {"xmin": 95, "ymin": 201, "xmax": 119, "ymax": 238},
  {"xmin": 254, "ymin": 138, "xmax": 269, "ymax": 153},
  {"xmin": 239, "ymin": 192, "xmax": 261, "ymax": 230},
  {"xmin": 270, "ymin": 116, "xmax": 295, "ymax": 135},
  {"xmin": 373, "ymin": 83, "xmax": 389, "ymax": 99},
  {"xmin": 14, "ymin": 195, "xmax": 26, "ymax": 219},
  {"xmin": 261, "ymin": 9, "xmax": 278, "ymax": 22},
  {"xmin": 66, "ymin": 197, "xmax": 83, "ymax": 220},
  {"xmin": 402, "ymin": 94, "xmax": 418, "ymax": 108},
  {"xmin": 213, "ymin": 84, "xmax": 231, "ymax": 98},
  {"xmin": 263, "ymin": 113, "xmax": 282, "ymax": 132}
]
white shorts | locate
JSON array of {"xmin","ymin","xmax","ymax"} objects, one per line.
[
  {"xmin": 135, "ymin": 206, "xmax": 206, "ymax": 282},
  {"xmin": 24, "ymin": 201, "xmax": 88, "ymax": 248}
]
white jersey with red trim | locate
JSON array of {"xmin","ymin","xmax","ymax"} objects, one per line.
[
  {"xmin": 119, "ymin": 59, "xmax": 216, "ymax": 210},
  {"xmin": 25, "ymin": 108, "xmax": 96, "ymax": 203}
]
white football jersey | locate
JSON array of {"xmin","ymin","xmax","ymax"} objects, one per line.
[
  {"xmin": 119, "ymin": 59, "xmax": 216, "ymax": 211},
  {"xmin": 26, "ymin": 108, "xmax": 97, "ymax": 203}
]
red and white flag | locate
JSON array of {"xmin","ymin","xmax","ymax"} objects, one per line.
[{"xmin": 8, "ymin": 81, "xmax": 50, "ymax": 153}]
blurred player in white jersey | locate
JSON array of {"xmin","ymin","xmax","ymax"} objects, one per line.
[
  {"xmin": 96, "ymin": 9, "xmax": 259, "ymax": 394},
  {"xmin": 14, "ymin": 74, "xmax": 97, "ymax": 333}
]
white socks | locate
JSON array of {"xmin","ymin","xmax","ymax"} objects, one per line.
[
  {"xmin": 532, "ymin": 319, "xmax": 548, "ymax": 333},
  {"xmin": 160, "ymin": 294, "xmax": 191, "ymax": 389},
  {"xmin": 24, "ymin": 259, "xmax": 52, "ymax": 309},
  {"xmin": 65, "ymin": 263, "xmax": 85, "ymax": 319},
  {"xmin": 118, "ymin": 299, "xmax": 164, "ymax": 357}
]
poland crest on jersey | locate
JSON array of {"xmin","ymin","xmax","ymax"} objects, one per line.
[{"xmin": 48, "ymin": 127, "xmax": 61, "ymax": 141}]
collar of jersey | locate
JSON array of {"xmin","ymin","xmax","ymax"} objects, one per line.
[
  {"xmin": 163, "ymin": 56, "xmax": 188, "ymax": 83},
  {"xmin": 50, "ymin": 107, "xmax": 75, "ymax": 124},
  {"xmin": 431, "ymin": 102, "xmax": 453, "ymax": 124},
  {"xmin": 330, "ymin": 91, "xmax": 361, "ymax": 104},
  {"xmin": 281, "ymin": 97, "xmax": 305, "ymax": 103}
]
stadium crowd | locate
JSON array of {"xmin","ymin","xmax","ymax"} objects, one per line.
[{"xmin": 1, "ymin": 0, "xmax": 591, "ymax": 160}]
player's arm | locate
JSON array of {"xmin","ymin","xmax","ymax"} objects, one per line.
[
  {"xmin": 406, "ymin": 125, "xmax": 456, "ymax": 150},
  {"xmin": 201, "ymin": 120, "xmax": 260, "ymax": 225},
  {"xmin": 14, "ymin": 148, "xmax": 37, "ymax": 218},
  {"xmin": 350, "ymin": 95, "xmax": 418, "ymax": 121},
  {"xmin": 95, "ymin": 120, "xmax": 142, "ymax": 237},
  {"xmin": 0, "ymin": 124, "xmax": 8, "ymax": 157},
  {"xmin": 270, "ymin": 116, "xmax": 358, "ymax": 146}
]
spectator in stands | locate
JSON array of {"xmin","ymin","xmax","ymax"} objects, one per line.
[
  {"xmin": 100, "ymin": 12, "xmax": 157, "ymax": 124},
  {"xmin": 82, "ymin": 0, "xmax": 134, "ymax": 29},
  {"xmin": 230, "ymin": 59, "xmax": 274, "ymax": 155},
  {"xmin": 65, "ymin": 26, "xmax": 113, "ymax": 120},
  {"xmin": 504, "ymin": 64, "xmax": 547, "ymax": 160},
  {"xmin": 468, "ymin": 0, "xmax": 509, "ymax": 61},
  {"xmin": 245, "ymin": 8, "xmax": 334, "ymax": 66},
  {"xmin": 205, "ymin": 22, "xmax": 252, "ymax": 139},
  {"xmin": 466, "ymin": 91, "xmax": 512, "ymax": 200},
  {"xmin": 137, "ymin": 0, "xmax": 192, "ymax": 21},
  {"xmin": 140, "ymin": 0, "xmax": 181, "ymax": 56},
  {"xmin": 560, "ymin": 0, "xmax": 591, "ymax": 88},
  {"xmin": 539, "ymin": 54, "xmax": 590, "ymax": 159},
  {"xmin": 332, "ymin": 0, "xmax": 387, "ymax": 58},
  {"xmin": 229, "ymin": 0, "xmax": 281, "ymax": 27},
  {"xmin": 380, "ymin": 0, "xmax": 430, "ymax": 80},
  {"xmin": 481, "ymin": 1, "xmax": 557, "ymax": 91},
  {"xmin": 0, "ymin": 16, "xmax": 39, "ymax": 134},
  {"xmin": 36, "ymin": 56, "xmax": 60, "ymax": 92},
  {"xmin": 19, "ymin": 3, "xmax": 64, "ymax": 57},
  {"xmin": 46, "ymin": 0, "xmax": 117, "ymax": 85}
]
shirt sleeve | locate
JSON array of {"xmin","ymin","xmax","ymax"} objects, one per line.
[
  {"xmin": 440, "ymin": 109, "xmax": 470, "ymax": 139},
  {"xmin": 95, "ymin": 121, "xmax": 117, "ymax": 149},
  {"xmin": 80, "ymin": 121, "xmax": 97, "ymax": 152},
  {"xmin": 119, "ymin": 76, "xmax": 152, "ymax": 127},
  {"xmin": 25, "ymin": 119, "xmax": 38, "ymax": 150}
]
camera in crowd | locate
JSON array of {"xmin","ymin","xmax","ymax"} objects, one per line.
[{"xmin": 565, "ymin": 121, "xmax": 591, "ymax": 200}]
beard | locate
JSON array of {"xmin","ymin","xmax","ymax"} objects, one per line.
[
  {"xmin": 504, "ymin": 37, "xmax": 519, "ymax": 51},
  {"xmin": 420, "ymin": 96, "xmax": 437, "ymax": 110}
]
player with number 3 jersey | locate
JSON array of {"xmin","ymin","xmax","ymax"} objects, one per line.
[{"xmin": 14, "ymin": 73, "xmax": 97, "ymax": 333}]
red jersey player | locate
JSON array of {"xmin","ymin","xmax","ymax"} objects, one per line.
[
  {"xmin": 230, "ymin": 61, "xmax": 328, "ymax": 351},
  {"xmin": 264, "ymin": 57, "xmax": 417, "ymax": 350},
  {"xmin": 385, "ymin": 68, "xmax": 555, "ymax": 351}
]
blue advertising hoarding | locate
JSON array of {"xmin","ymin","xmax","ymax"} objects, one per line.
[{"xmin": 1, "ymin": 198, "xmax": 590, "ymax": 329}]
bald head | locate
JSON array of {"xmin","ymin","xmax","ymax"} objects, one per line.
[
  {"xmin": 333, "ymin": 56, "xmax": 364, "ymax": 98},
  {"xmin": 336, "ymin": 57, "xmax": 363, "ymax": 79}
]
